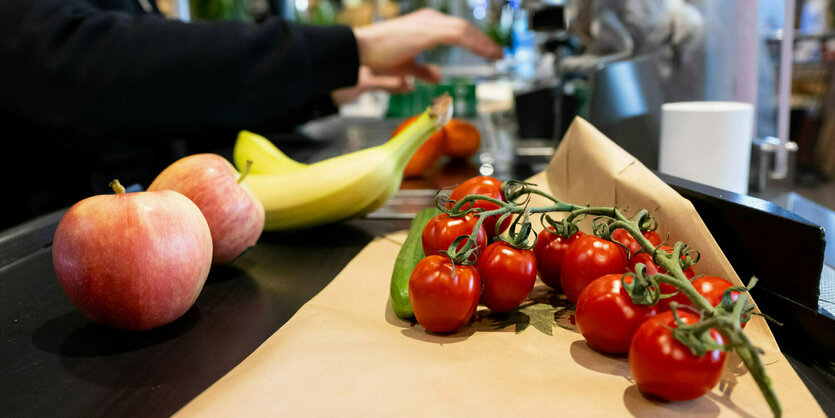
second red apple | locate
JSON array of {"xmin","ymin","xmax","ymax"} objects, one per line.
[{"xmin": 149, "ymin": 153, "xmax": 265, "ymax": 264}]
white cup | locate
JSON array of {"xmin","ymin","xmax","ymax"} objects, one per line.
[{"xmin": 659, "ymin": 101, "xmax": 754, "ymax": 194}]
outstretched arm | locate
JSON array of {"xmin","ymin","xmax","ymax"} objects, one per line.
[{"xmin": 0, "ymin": 0, "xmax": 360, "ymax": 140}]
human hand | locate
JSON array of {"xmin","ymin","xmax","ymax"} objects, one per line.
[
  {"xmin": 353, "ymin": 8, "xmax": 503, "ymax": 84},
  {"xmin": 331, "ymin": 66, "xmax": 416, "ymax": 105}
]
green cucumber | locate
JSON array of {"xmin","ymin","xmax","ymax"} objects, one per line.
[{"xmin": 390, "ymin": 207, "xmax": 441, "ymax": 320}]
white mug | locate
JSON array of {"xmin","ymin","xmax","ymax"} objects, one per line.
[{"xmin": 659, "ymin": 101, "xmax": 754, "ymax": 194}]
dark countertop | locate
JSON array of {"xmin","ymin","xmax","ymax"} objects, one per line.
[
  {"xmin": 1, "ymin": 214, "xmax": 409, "ymax": 417},
  {"xmin": 3, "ymin": 212, "xmax": 834, "ymax": 417}
]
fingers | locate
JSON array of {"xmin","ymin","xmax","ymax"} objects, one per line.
[
  {"xmin": 403, "ymin": 62, "xmax": 441, "ymax": 84},
  {"xmin": 376, "ymin": 62, "xmax": 441, "ymax": 84},
  {"xmin": 434, "ymin": 18, "xmax": 503, "ymax": 60},
  {"xmin": 331, "ymin": 67, "xmax": 414, "ymax": 105},
  {"xmin": 354, "ymin": 8, "xmax": 504, "ymax": 74},
  {"xmin": 418, "ymin": 9, "xmax": 502, "ymax": 60},
  {"xmin": 359, "ymin": 66, "xmax": 414, "ymax": 93},
  {"xmin": 367, "ymin": 74, "xmax": 414, "ymax": 94}
]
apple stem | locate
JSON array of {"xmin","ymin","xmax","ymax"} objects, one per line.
[
  {"xmin": 109, "ymin": 179, "xmax": 126, "ymax": 194},
  {"xmin": 237, "ymin": 160, "xmax": 253, "ymax": 184}
]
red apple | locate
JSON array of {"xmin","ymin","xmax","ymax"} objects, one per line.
[
  {"xmin": 52, "ymin": 180, "xmax": 213, "ymax": 331},
  {"xmin": 148, "ymin": 153, "xmax": 265, "ymax": 264}
]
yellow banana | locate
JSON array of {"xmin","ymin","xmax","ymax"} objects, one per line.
[
  {"xmin": 234, "ymin": 130, "xmax": 308, "ymax": 175},
  {"xmin": 235, "ymin": 130, "xmax": 394, "ymax": 221},
  {"xmin": 237, "ymin": 95, "xmax": 453, "ymax": 231}
]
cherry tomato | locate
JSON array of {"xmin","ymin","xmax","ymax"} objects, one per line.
[
  {"xmin": 629, "ymin": 245, "xmax": 696, "ymax": 310},
  {"xmin": 476, "ymin": 241, "xmax": 537, "ymax": 312},
  {"xmin": 611, "ymin": 228, "xmax": 662, "ymax": 257},
  {"xmin": 560, "ymin": 235, "xmax": 628, "ymax": 304},
  {"xmin": 629, "ymin": 310, "xmax": 727, "ymax": 401},
  {"xmin": 575, "ymin": 274, "xmax": 659, "ymax": 355},
  {"xmin": 409, "ymin": 255, "xmax": 482, "ymax": 333},
  {"xmin": 685, "ymin": 276, "xmax": 747, "ymax": 326},
  {"xmin": 533, "ymin": 229, "xmax": 586, "ymax": 291},
  {"xmin": 448, "ymin": 176, "xmax": 510, "ymax": 238},
  {"xmin": 422, "ymin": 213, "xmax": 487, "ymax": 261},
  {"xmin": 666, "ymin": 276, "xmax": 743, "ymax": 322}
]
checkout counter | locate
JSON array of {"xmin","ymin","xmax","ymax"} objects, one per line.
[
  {"xmin": 1, "ymin": 2, "xmax": 834, "ymax": 415},
  {"xmin": 0, "ymin": 113, "xmax": 834, "ymax": 416}
]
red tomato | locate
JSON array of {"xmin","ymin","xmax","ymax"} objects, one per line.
[
  {"xmin": 629, "ymin": 245, "xmax": 695, "ymax": 310},
  {"xmin": 409, "ymin": 255, "xmax": 482, "ymax": 333},
  {"xmin": 533, "ymin": 229, "xmax": 586, "ymax": 291},
  {"xmin": 476, "ymin": 242, "xmax": 537, "ymax": 312},
  {"xmin": 667, "ymin": 276, "xmax": 740, "ymax": 311},
  {"xmin": 422, "ymin": 213, "xmax": 487, "ymax": 261},
  {"xmin": 629, "ymin": 310, "xmax": 727, "ymax": 401},
  {"xmin": 448, "ymin": 176, "xmax": 510, "ymax": 238},
  {"xmin": 560, "ymin": 235, "xmax": 628, "ymax": 304},
  {"xmin": 575, "ymin": 274, "xmax": 659, "ymax": 355},
  {"xmin": 611, "ymin": 228, "xmax": 662, "ymax": 257}
]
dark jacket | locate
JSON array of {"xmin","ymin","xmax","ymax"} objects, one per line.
[{"xmin": 0, "ymin": 0, "xmax": 359, "ymax": 230}]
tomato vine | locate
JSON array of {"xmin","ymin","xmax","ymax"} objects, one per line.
[{"xmin": 433, "ymin": 179, "xmax": 781, "ymax": 417}]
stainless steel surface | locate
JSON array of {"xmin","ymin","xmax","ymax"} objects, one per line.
[
  {"xmin": 366, "ymin": 189, "xmax": 437, "ymax": 220},
  {"xmin": 750, "ymin": 137, "xmax": 798, "ymax": 192}
]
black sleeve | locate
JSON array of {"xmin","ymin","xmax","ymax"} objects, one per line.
[
  {"xmin": 249, "ymin": 94, "xmax": 340, "ymax": 133},
  {"xmin": 0, "ymin": 0, "xmax": 359, "ymax": 141}
]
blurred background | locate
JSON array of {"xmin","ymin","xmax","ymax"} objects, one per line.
[{"xmin": 153, "ymin": 0, "xmax": 835, "ymax": 212}]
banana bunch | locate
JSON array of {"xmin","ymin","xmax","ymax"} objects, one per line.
[{"xmin": 233, "ymin": 95, "xmax": 453, "ymax": 231}]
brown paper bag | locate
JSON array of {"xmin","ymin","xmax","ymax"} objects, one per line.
[{"xmin": 177, "ymin": 118, "xmax": 823, "ymax": 417}]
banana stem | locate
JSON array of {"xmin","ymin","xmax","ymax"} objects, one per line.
[
  {"xmin": 238, "ymin": 160, "xmax": 253, "ymax": 184},
  {"xmin": 109, "ymin": 179, "xmax": 126, "ymax": 194},
  {"xmin": 384, "ymin": 95, "xmax": 453, "ymax": 173},
  {"xmin": 385, "ymin": 113, "xmax": 443, "ymax": 170}
]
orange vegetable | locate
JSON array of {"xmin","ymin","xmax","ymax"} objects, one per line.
[
  {"xmin": 392, "ymin": 115, "xmax": 446, "ymax": 178},
  {"xmin": 443, "ymin": 119, "xmax": 481, "ymax": 159},
  {"xmin": 390, "ymin": 117, "xmax": 481, "ymax": 177}
]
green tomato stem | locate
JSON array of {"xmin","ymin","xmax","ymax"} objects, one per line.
[
  {"xmin": 652, "ymin": 246, "xmax": 715, "ymax": 314},
  {"xmin": 722, "ymin": 318, "xmax": 782, "ymax": 417},
  {"xmin": 441, "ymin": 180, "xmax": 779, "ymax": 416},
  {"xmin": 653, "ymin": 273, "xmax": 714, "ymax": 313},
  {"xmin": 450, "ymin": 194, "xmax": 507, "ymax": 214}
]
